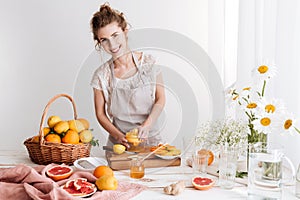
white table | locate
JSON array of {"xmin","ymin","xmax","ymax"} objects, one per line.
[{"xmin": 0, "ymin": 150, "xmax": 298, "ymax": 200}]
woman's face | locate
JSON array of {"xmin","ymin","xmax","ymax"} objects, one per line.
[{"xmin": 97, "ymin": 22, "xmax": 128, "ymax": 58}]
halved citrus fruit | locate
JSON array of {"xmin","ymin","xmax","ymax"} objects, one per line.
[
  {"xmin": 192, "ymin": 176, "xmax": 215, "ymax": 190},
  {"xmin": 46, "ymin": 165, "xmax": 73, "ymax": 181}
]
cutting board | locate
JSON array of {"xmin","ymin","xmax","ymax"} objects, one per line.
[{"xmin": 105, "ymin": 147, "xmax": 181, "ymax": 170}]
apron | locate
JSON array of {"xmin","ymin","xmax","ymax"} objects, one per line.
[{"xmin": 108, "ymin": 52, "xmax": 162, "ymax": 146}]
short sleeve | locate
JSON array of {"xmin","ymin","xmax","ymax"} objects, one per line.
[
  {"xmin": 90, "ymin": 62, "xmax": 113, "ymax": 105},
  {"xmin": 90, "ymin": 69, "xmax": 102, "ymax": 90},
  {"xmin": 142, "ymin": 54, "xmax": 162, "ymax": 77}
]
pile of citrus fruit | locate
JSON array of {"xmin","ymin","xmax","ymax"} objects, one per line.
[
  {"xmin": 93, "ymin": 165, "xmax": 118, "ymax": 190},
  {"xmin": 31, "ymin": 115, "xmax": 94, "ymax": 145}
]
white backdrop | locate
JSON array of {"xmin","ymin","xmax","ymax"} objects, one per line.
[
  {"xmin": 0, "ymin": 0, "xmax": 219, "ymax": 157},
  {"xmin": 1, "ymin": 0, "xmax": 299, "ymax": 167}
]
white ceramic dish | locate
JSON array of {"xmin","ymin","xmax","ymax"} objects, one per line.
[
  {"xmin": 155, "ymin": 154, "xmax": 180, "ymax": 160},
  {"xmin": 73, "ymin": 157, "xmax": 108, "ymax": 172}
]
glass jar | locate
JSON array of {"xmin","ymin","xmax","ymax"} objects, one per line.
[{"xmin": 130, "ymin": 157, "xmax": 145, "ymax": 179}]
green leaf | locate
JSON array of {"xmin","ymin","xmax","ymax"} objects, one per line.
[{"xmin": 90, "ymin": 137, "xmax": 99, "ymax": 147}]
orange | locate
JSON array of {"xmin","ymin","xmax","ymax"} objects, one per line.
[
  {"xmin": 45, "ymin": 133, "xmax": 61, "ymax": 143},
  {"xmin": 54, "ymin": 121, "xmax": 69, "ymax": 134},
  {"xmin": 46, "ymin": 165, "xmax": 73, "ymax": 181},
  {"xmin": 78, "ymin": 118, "xmax": 90, "ymax": 129},
  {"xmin": 93, "ymin": 165, "xmax": 114, "ymax": 179},
  {"xmin": 31, "ymin": 135, "xmax": 40, "ymax": 143},
  {"xmin": 68, "ymin": 119, "xmax": 85, "ymax": 133},
  {"xmin": 192, "ymin": 176, "xmax": 215, "ymax": 190},
  {"xmin": 95, "ymin": 175, "xmax": 118, "ymax": 190},
  {"xmin": 47, "ymin": 115, "xmax": 62, "ymax": 128},
  {"xmin": 198, "ymin": 149, "xmax": 214, "ymax": 166},
  {"xmin": 62, "ymin": 129, "xmax": 80, "ymax": 144}
]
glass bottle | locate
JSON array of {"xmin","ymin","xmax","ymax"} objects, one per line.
[{"xmin": 296, "ymin": 163, "xmax": 300, "ymax": 198}]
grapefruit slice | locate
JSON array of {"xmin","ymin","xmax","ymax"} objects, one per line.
[
  {"xmin": 62, "ymin": 178, "xmax": 97, "ymax": 197},
  {"xmin": 192, "ymin": 177, "xmax": 215, "ymax": 190},
  {"xmin": 46, "ymin": 165, "xmax": 73, "ymax": 181},
  {"xmin": 74, "ymin": 178, "xmax": 93, "ymax": 190}
]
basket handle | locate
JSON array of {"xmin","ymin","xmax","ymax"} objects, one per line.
[{"xmin": 39, "ymin": 94, "xmax": 77, "ymax": 145}]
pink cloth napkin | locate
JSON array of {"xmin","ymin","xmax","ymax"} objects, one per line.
[{"xmin": 0, "ymin": 164, "xmax": 147, "ymax": 200}]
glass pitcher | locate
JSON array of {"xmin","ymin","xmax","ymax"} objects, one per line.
[{"xmin": 248, "ymin": 142, "xmax": 295, "ymax": 199}]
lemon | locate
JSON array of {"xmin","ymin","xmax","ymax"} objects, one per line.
[
  {"xmin": 113, "ymin": 144, "xmax": 126, "ymax": 154},
  {"xmin": 95, "ymin": 175, "xmax": 118, "ymax": 190},
  {"xmin": 68, "ymin": 119, "xmax": 85, "ymax": 132},
  {"xmin": 53, "ymin": 121, "xmax": 69, "ymax": 134},
  {"xmin": 79, "ymin": 129, "xmax": 93, "ymax": 143},
  {"xmin": 47, "ymin": 115, "xmax": 62, "ymax": 128},
  {"xmin": 43, "ymin": 127, "xmax": 51, "ymax": 137}
]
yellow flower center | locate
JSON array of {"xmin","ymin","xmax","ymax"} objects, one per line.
[
  {"xmin": 247, "ymin": 103, "xmax": 257, "ymax": 109},
  {"xmin": 243, "ymin": 87, "xmax": 251, "ymax": 91},
  {"xmin": 258, "ymin": 65, "xmax": 269, "ymax": 74},
  {"xmin": 265, "ymin": 104, "xmax": 276, "ymax": 113},
  {"xmin": 284, "ymin": 119, "xmax": 292, "ymax": 130},
  {"xmin": 260, "ymin": 117, "xmax": 271, "ymax": 126}
]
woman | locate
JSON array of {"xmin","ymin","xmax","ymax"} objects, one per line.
[{"xmin": 90, "ymin": 3, "xmax": 165, "ymax": 148}]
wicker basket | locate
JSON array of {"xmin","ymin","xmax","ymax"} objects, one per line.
[{"xmin": 24, "ymin": 93, "xmax": 91, "ymax": 165}]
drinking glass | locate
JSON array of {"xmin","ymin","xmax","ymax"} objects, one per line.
[
  {"xmin": 192, "ymin": 150, "xmax": 208, "ymax": 175},
  {"xmin": 218, "ymin": 145, "xmax": 239, "ymax": 189}
]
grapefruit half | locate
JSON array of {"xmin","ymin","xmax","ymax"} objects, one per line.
[
  {"xmin": 192, "ymin": 176, "xmax": 215, "ymax": 190},
  {"xmin": 46, "ymin": 165, "xmax": 73, "ymax": 181}
]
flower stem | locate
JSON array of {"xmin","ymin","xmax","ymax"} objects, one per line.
[{"xmin": 261, "ymin": 80, "xmax": 266, "ymax": 97}]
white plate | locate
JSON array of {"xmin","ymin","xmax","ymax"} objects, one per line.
[
  {"xmin": 155, "ymin": 154, "xmax": 180, "ymax": 160},
  {"xmin": 73, "ymin": 157, "xmax": 108, "ymax": 172},
  {"xmin": 61, "ymin": 184, "xmax": 97, "ymax": 197}
]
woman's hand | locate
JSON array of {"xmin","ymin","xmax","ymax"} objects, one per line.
[
  {"xmin": 115, "ymin": 134, "xmax": 129, "ymax": 149},
  {"xmin": 138, "ymin": 124, "xmax": 151, "ymax": 139}
]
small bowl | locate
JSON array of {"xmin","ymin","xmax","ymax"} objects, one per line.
[{"xmin": 73, "ymin": 157, "xmax": 108, "ymax": 172}]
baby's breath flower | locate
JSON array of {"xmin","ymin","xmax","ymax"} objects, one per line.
[{"xmin": 196, "ymin": 118, "xmax": 248, "ymax": 149}]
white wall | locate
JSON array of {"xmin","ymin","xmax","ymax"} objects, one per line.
[{"xmin": 0, "ymin": 0, "xmax": 216, "ymax": 155}]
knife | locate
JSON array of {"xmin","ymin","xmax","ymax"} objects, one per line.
[{"xmin": 102, "ymin": 146, "xmax": 136, "ymax": 154}]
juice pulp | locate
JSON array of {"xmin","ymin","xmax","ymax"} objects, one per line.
[{"xmin": 130, "ymin": 166, "xmax": 145, "ymax": 179}]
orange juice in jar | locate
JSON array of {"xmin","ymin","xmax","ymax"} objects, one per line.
[{"xmin": 130, "ymin": 157, "xmax": 145, "ymax": 179}]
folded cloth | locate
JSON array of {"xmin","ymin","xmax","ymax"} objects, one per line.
[{"xmin": 0, "ymin": 164, "xmax": 147, "ymax": 200}]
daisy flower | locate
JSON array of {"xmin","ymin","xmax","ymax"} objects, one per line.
[
  {"xmin": 252, "ymin": 112, "xmax": 278, "ymax": 134},
  {"xmin": 251, "ymin": 60, "xmax": 277, "ymax": 82},
  {"xmin": 256, "ymin": 97, "xmax": 286, "ymax": 115},
  {"xmin": 273, "ymin": 111, "xmax": 299, "ymax": 136}
]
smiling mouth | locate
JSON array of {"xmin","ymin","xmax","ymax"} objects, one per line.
[{"xmin": 110, "ymin": 46, "xmax": 121, "ymax": 53}]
